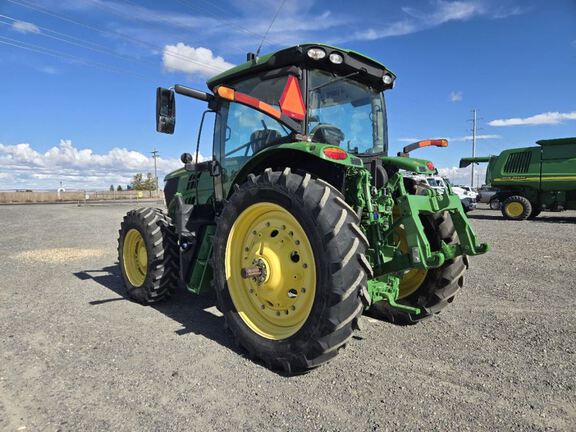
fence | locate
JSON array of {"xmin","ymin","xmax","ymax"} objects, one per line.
[{"xmin": 0, "ymin": 190, "xmax": 164, "ymax": 204}]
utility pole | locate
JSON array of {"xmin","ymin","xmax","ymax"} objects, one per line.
[
  {"xmin": 471, "ymin": 109, "xmax": 477, "ymax": 188},
  {"xmin": 151, "ymin": 148, "xmax": 159, "ymax": 193}
]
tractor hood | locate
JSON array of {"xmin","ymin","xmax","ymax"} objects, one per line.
[{"xmin": 380, "ymin": 156, "xmax": 436, "ymax": 175}]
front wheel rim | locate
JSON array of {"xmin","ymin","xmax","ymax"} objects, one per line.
[{"xmin": 225, "ymin": 202, "xmax": 316, "ymax": 340}]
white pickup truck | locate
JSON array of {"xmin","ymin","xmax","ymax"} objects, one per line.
[{"xmin": 405, "ymin": 174, "xmax": 477, "ymax": 212}]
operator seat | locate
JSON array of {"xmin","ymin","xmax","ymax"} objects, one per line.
[
  {"xmin": 250, "ymin": 129, "xmax": 283, "ymax": 154},
  {"xmin": 311, "ymin": 124, "xmax": 345, "ymax": 147}
]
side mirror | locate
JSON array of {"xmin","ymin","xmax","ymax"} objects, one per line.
[{"xmin": 156, "ymin": 87, "xmax": 175, "ymax": 134}]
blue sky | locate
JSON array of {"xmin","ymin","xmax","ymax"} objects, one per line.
[{"xmin": 0, "ymin": 0, "xmax": 574, "ymax": 189}]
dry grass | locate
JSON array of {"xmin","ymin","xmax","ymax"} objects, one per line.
[{"xmin": 12, "ymin": 248, "xmax": 107, "ymax": 263}]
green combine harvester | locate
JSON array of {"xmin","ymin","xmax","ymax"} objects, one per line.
[
  {"xmin": 461, "ymin": 137, "xmax": 576, "ymax": 220},
  {"xmin": 118, "ymin": 44, "xmax": 488, "ymax": 372}
]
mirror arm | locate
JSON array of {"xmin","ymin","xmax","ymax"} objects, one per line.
[{"xmin": 174, "ymin": 85, "xmax": 214, "ymax": 102}]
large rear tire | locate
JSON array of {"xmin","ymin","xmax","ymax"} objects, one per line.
[
  {"xmin": 213, "ymin": 168, "xmax": 371, "ymax": 373},
  {"xmin": 118, "ymin": 208, "xmax": 179, "ymax": 304},
  {"xmin": 370, "ymin": 212, "xmax": 467, "ymax": 325}
]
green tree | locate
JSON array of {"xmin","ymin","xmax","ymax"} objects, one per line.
[
  {"xmin": 109, "ymin": 184, "xmax": 114, "ymax": 192},
  {"xmin": 117, "ymin": 185, "xmax": 123, "ymax": 191},
  {"xmin": 131, "ymin": 172, "xmax": 156, "ymax": 191}
]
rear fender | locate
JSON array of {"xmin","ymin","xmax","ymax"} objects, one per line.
[{"xmin": 227, "ymin": 142, "xmax": 363, "ymax": 197}]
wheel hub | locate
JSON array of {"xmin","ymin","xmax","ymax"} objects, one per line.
[{"xmin": 506, "ymin": 202, "xmax": 524, "ymax": 218}]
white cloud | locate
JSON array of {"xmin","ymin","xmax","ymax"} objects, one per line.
[
  {"xmin": 345, "ymin": 0, "xmax": 485, "ymax": 42},
  {"xmin": 398, "ymin": 134, "xmax": 501, "ymax": 143},
  {"xmin": 0, "ymin": 140, "xmax": 195, "ymax": 190},
  {"xmin": 402, "ymin": 1, "xmax": 484, "ymax": 24},
  {"xmin": 438, "ymin": 165, "xmax": 487, "ymax": 185},
  {"xmin": 11, "ymin": 21, "xmax": 40, "ymax": 34},
  {"xmin": 450, "ymin": 91, "xmax": 463, "ymax": 102},
  {"xmin": 452, "ymin": 134, "xmax": 501, "ymax": 141},
  {"xmin": 488, "ymin": 111, "xmax": 576, "ymax": 127},
  {"xmin": 39, "ymin": 66, "xmax": 59, "ymax": 75},
  {"xmin": 163, "ymin": 43, "xmax": 234, "ymax": 78}
]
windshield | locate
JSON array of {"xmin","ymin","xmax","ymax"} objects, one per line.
[
  {"xmin": 307, "ymin": 69, "xmax": 388, "ymax": 155},
  {"xmin": 426, "ymin": 178, "xmax": 446, "ymax": 188}
]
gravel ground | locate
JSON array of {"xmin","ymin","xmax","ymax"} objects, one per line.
[{"xmin": 1, "ymin": 203, "xmax": 575, "ymax": 431}]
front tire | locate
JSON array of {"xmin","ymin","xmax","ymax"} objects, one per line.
[
  {"xmin": 118, "ymin": 208, "xmax": 179, "ymax": 304},
  {"xmin": 213, "ymin": 168, "xmax": 371, "ymax": 373},
  {"xmin": 370, "ymin": 212, "xmax": 467, "ymax": 325},
  {"xmin": 501, "ymin": 196, "xmax": 532, "ymax": 220}
]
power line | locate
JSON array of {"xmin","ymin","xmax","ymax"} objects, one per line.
[
  {"xmin": 471, "ymin": 108, "xmax": 477, "ymax": 188},
  {"xmin": 151, "ymin": 149, "xmax": 160, "ymax": 192},
  {"xmin": 0, "ymin": 15, "xmax": 158, "ymax": 68},
  {"xmin": 0, "ymin": 36, "xmax": 149, "ymax": 80},
  {"xmin": 5, "ymin": 0, "xmax": 227, "ymax": 73},
  {"xmin": 170, "ymin": 0, "xmax": 276, "ymax": 47}
]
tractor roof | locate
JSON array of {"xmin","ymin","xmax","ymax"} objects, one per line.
[
  {"xmin": 536, "ymin": 137, "xmax": 576, "ymax": 146},
  {"xmin": 206, "ymin": 43, "xmax": 394, "ymax": 92}
]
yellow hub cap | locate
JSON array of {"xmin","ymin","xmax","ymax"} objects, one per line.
[
  {"xmin": 225, "ymin": 202, "xmax": 316, "ymax": 340},
  {"xmin": 394, "ymin": 209, "xmax": 428, "ymax": 299},
  {"xmin": 505, "ymin": 202, "xmax": 524, "ymax": 218},
  {"xmin": 122, "ymin": 229, "xmax": 148, "ymax": 287}
]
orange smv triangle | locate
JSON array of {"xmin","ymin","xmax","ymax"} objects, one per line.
[{"xmin": 279, "ymin": 75, "xmax": 306, "ymax": 120}]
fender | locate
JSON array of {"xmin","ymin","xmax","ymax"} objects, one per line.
[{"xmin": 227, "ymin": 142, "xmax": 364, "ymax": 198}]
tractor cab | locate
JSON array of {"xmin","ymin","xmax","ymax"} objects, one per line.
[{"xmin": 157, "ymin": 44, "xmax": 397, "ymax": 204}]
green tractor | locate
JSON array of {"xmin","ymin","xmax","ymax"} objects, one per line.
[
  {"xmin": 118, "ymin": 44, "xmax": 488, "ymax": 373},
  {"xmin": 460, "ymin": 137, "xmax": 576, "ymax": 220}
]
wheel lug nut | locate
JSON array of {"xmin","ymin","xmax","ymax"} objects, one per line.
[{"xmin": 260, "ymin": 305, "xmax": 265, "ymax": 309}]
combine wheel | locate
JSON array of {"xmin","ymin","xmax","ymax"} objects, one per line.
[
  {"xmin": 213, "ymin": 169, "xmax": 370, "ymax": 373},
  {"xmin": 528, "ymin": 208, "xmax": 542, "ymax": 219},
  {"xmin": 118, "ymin": 208, "xmax": 179, "ymax": 303},
  {"xmin": 489, "ymin": 198, "xmax": 501, "ymax": 210},
  {"xmin": 501, "ymin": 196, "xmax": 532, "ymax": 220},
  {"xmin": 370, "ymin": 212, "xmax": 467, "ymax": 325}
]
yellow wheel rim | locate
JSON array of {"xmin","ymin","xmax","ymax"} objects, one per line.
[
  {"xmin": 225, "ymin": 202, "xmax": 316, "ymax": 340},
  {"xmin": 505, "ymin": 202, "xmax": 524, "ymax": 218},
  {"xmin": 394, "ymin": 207, "xmax": 428, "ymax": 299},
  {"xmin": 122, "ymin": 228, "xmax": 148, "ymax": 287}
]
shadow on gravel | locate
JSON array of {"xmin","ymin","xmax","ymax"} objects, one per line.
[
  {"xmin": 468, "ymin": 213, "xmax": 576, "ymax": 223},
  {"xmin": 73, "ymin": 265, "xmax": 250, "ymax": 364}
]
